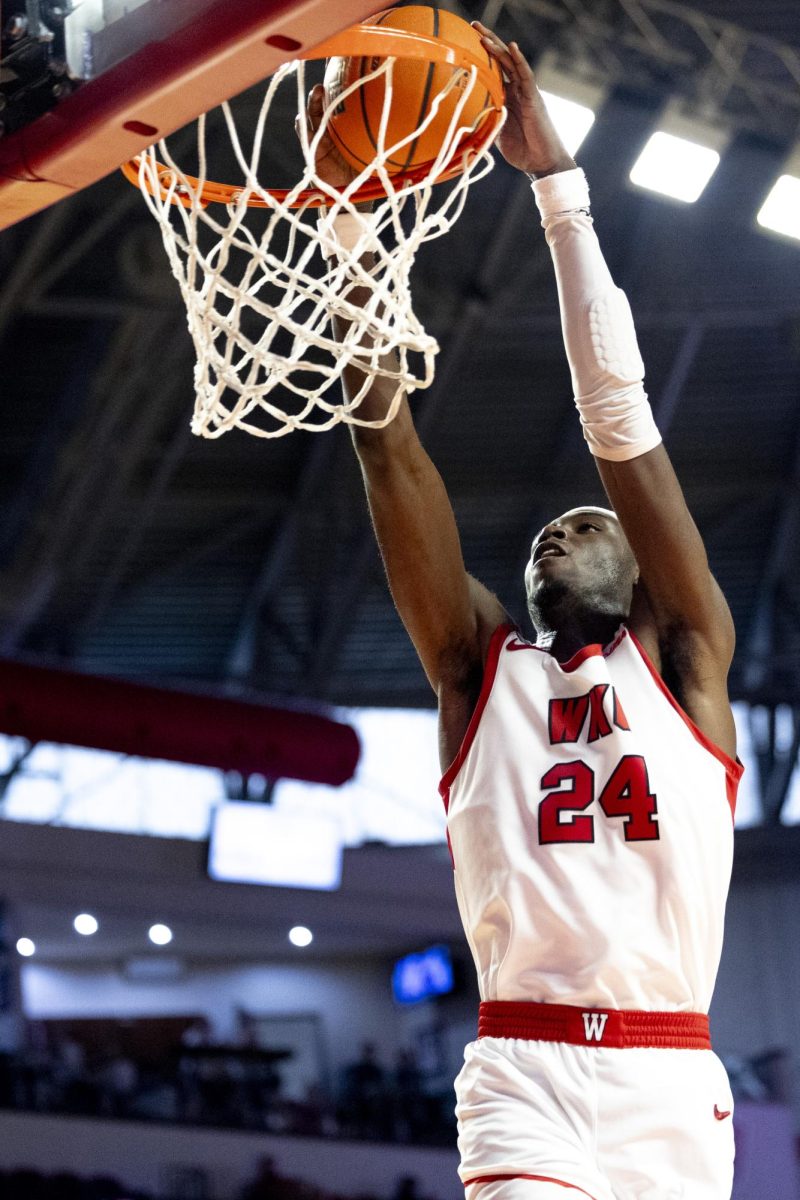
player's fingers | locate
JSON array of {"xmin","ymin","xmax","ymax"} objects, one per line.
[
  {"xmin": 507, "ymin": 41, "xmax": 537, "ymax": 92},
  {"xmin": 295, "ymin": 87, "xmax": 319, "ymax": 141},
  {"xmin": 471, "ymin": 19, "xmax": 504, "ymax": 45},
  {"xmin": 472, "ymin": 21, "xmax": 512, "ymax": 61},
  {"xmin": 305, "ymin": 83, "xmax": 326, "ymax": 133},
  {"xmin": 479, "ymin": 37, "xmax": 515, "ymax": 80},
  {"xmin": 473, "ymin": 22, "xmax": 527, "ymax": 86}
]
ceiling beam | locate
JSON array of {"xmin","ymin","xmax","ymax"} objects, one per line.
[
  {"xmin": 0, "ymin": 314, "xmax": 181, "ymax": 653},
  {"xmin": 52, "ymin": 323, "xmax": 192, "ymax": 639},
  {"xmin": 499, "ymin": 305, "xmax": 800, "ymax": 335},
  {"xmin": 652, "ymin": 317, "xmax": 705, "ymax": 437},
  {"xmin": 226, "ymin": 433, "xmax": 339, "ymax": 685},
  {"xmin": 121, "ymin": 509, "xmax": 280, "ymax": 597},
  {"xmin": 472, "ymin": 0, "xmax": 800, "ymax": 141},
  {"xmin": 22, "ymin": 188, "xmax": 142, "ymax": 306},
  {"xmin": 762, "ymin": 706, "xmax": 800, "ymax": 826},
  {"xmin": 0, "ymin": 202, "xmax": 71, "ymax": 343},
  {"xmin": 742, "ymin": 410, "xmax": 800, "ymax": 693},
  {"xmin": 0, "ymin": 322, "xmax": 113, "ymax": 568},
  {"xmin": 74, "ymin": 399, "xmax": 194, "ymax": 644}
]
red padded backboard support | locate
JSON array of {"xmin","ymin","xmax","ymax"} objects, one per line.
[
  {"xmin": 0, "ymin": 0, "xmax": 384, "ymax": 230},
  {"xmin": 0, "ymin": 659, "xmax": 361, "ymax": 785}
]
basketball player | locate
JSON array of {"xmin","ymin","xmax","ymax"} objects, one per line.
[{"xmin": 306, "ymin": 21, "xmax": 741, "ymax": 1200}]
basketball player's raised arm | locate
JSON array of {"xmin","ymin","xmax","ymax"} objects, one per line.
[
  {"xmin": 302, "ymin": 87, "xmax": 508, "ymax": 698},
  {"xmin": 477, "ymin": 26, "xmax": 735, "ymax": 745}
]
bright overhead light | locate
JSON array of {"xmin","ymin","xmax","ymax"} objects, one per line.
[
  {"xmin": 630, "ymin": 131, "xmax": 720, "ymax": 202},
  {"xmin": 533, "ymin": 56, "xmax": 604, "ymax": 158},
  {"xmin": 288, "ymin": 925, "xmax": 313, "ymax": 948},
  {"xmin": 757, "ymin": 172, "xmax": 800, "ymax": 242},
  {"xmin": 16, "ymin": 937, "xmax": 36, "ymax": 957},
  {"xmin": 73, "ymin": 913, "xmax": 99, "ymax": 936},
  {"xmin": 148, "ymin": 923, "xmax": 173, "ymax": 946},
  {"xmin": 540, "ymin": 91, "xmax": 596, "ymax": 157},
  {"xmin": 630, "ymin": 105, "xmax": 727, "ymax": 203}
]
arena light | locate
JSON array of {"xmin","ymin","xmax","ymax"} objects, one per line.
[
  {"xmin": 540, "ymin": 91, "xmax": 596, "ymax": 157},
  {"xmin": 630, "ymin": 106, "xmax": 728, "ymax": 203},
  {"xmin": 534, "ymin": 57, "xmax": 604, "ymax": 157},
  {"xmin": 288, "ymin": 925, "xmax": 313, "ymax": 948},
  {"xmin": 148, "ymin": 923, "xmax": 173, "ymax": 946},
  {"xmin": 16, "ymin": 937, "xmax": 36, "ymax": 957},
  {"xmin": 73, "ymin": 913, "xmax": 99, "ymax": 936},
  {"xmin": 757, "ymin": 148, "xmax": 800, "ymax": 242}
]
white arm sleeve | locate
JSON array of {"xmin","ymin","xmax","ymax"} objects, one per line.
[{"xmin": 532, "ymin": 168, "xmax": 662, "ymax": 462}]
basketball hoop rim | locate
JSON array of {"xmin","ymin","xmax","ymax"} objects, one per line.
[{"xmin": 120, "ymin": 23, "xmax": 506, "ymax": 209}]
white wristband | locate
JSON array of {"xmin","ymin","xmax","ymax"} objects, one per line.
[
  {"xmin": 316, "ymin": 210, "xmax": 376, "ymax": 260},
  {"xmin": 532, "ymin": 169, "xmax": 662, "ymax": 462},
  {"xmin": 530, "ymin": 166, "xmax": 590, "ymax": 218}
]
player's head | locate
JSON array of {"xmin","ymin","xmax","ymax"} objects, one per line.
[{"xmin": 524, "ymin": 507, "xmax": 638, "ymax": 633}]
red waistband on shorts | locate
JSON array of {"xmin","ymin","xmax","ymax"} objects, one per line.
[
  {"xmin": 478, "ymin": 1000, "xmax": 711, "ymax": 1050},
  {"xmin": 464, "ymin": 1175, "xmax": 598, "ymax": 1199}
]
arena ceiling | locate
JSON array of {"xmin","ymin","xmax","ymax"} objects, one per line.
[{"xmin": 0, "ymin": 0, "xmax": 799, "ymax": 800}]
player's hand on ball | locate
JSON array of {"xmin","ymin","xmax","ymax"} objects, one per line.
[
  {"xmin": 298, "ymin": 84, "xmax": 360, "ymax": 191},
  {"xmin": 472, "ymin": 22, "xmax": 576, "ymax": 178}
]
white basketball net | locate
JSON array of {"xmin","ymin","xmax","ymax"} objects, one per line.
[{"xmin": 134, "ymin": 56, "xmax": 503, "ymax": 438}]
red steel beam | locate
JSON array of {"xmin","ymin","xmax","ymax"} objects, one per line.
[{"xmin": 0, "ymin": 660, "xmax": 360, "ymax": 785}]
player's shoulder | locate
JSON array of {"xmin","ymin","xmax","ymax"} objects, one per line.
[{"xmin": 466, "ymin": 575, "xmax": 513, "ymax": 661}]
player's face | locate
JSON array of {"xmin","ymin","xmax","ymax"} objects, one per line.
[{"xmin": 524, "ymin": 507, "xmax": 637, "ymax": 623}]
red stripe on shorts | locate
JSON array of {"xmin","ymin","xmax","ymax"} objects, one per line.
[
  {"xmin": 464, "ymin": 1175, "xmax": 599, "ymax": 1199},
  {"xmin": 478, "ymin": 1001, "xmax": 711, "ymax": 1050}
]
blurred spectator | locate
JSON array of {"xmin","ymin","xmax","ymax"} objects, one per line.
[
  {"xmin": 0, "ymin": 1159, "xmax": 446, "ymax": 1200},
  {"xmin": 0, "ymin": 1168, "xmax": 154, "ymax": 1200},
  {"xmin": 49, "ymin": 1173, "xmax": 85, "ymax": 1200},
  {"xmin": 750, "ymin": 1046, "xmax": 793, "ymax": 1105},
  {"xmin": 391, "ymin": 1178, "xmax": 429, "ymax": 1200},
  {"xmin": 97, "ymin": 1046, "xmax": 140, "ymax": 1117},
  {"xmin": 393, "ymin": 1049, "xmax": 425, "ymax": 1142},
  {"xmin": 239, "ymin": 1155, "xmax": 303, "ymax": 1200},
  {"xmin": 341, "ymin": 1042, "xmax": 390, "ymax": 1140},
  {"xmin": 723, "ymin": 1053, "xmax": 769, "ymax": 1102},
  {"xmin": 1, "ymin": 1023, "xmax": 458, "ymax": 1146},
  {"xmin": 181, "ymin": 1018, "xmax": 212, "ymax": 1049},
  {"xmin": 52, "ymin": 1031, "xmax": 100, "ymax": 1115},
  {"xmin": 178, "ymin": 1020, "xmax": 213, "ymax": 1123}
]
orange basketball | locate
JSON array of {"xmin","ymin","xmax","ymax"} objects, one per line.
[{"xmin": 323, "ymin": 6, "xmax": 502, "ymax": 176}]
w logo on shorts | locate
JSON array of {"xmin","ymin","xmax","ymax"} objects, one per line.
[{"xmin": 582, "ymin": 1012, "xmax": 609, "ymax": 1042}]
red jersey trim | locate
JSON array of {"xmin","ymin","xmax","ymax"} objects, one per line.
[
  {"xmin": 558, "ymin": 641, "xmax": 605, "ymax": 672},
  {"xmin": 627, "ymin": 629, "xmax": 743, "ymax": 820},
  {"xmin": 464, "ymin": 1175, "xmax": 598, "ymax": 1199},
  {"xmin": 506, "ymin": 625, "xmax": 627, "ymax": 673},
  {"xmin": 439, "ymin": 623, "xmax": 515, "ymax": 806}
]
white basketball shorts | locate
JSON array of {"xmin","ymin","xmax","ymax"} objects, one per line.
[{"xmin": 455, "ymin": 1035, "xmax": 735, "ymax": 1200}]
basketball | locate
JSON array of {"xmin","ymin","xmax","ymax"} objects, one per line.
[{"xmin": 323, "ymin": 6, "xmax": 502, "ymax": 176}]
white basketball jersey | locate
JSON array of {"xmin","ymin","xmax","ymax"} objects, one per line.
[{"xmin": 440, "ymin": 624, "xmax": 743, "ymax": 1013}]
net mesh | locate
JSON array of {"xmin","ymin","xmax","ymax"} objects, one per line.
[{"xmin": 134, "ymin": 56, "xmax": 503, "ymax": 439}]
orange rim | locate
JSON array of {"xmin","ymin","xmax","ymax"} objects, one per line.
[{"xmin": 120, "ymin": 23, "xmax": 505, "ymax": 209}]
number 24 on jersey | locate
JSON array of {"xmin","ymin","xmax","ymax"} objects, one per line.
[{"xmin": 538, "ymin": 754, "xmax": 660, "ymax": 844}]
